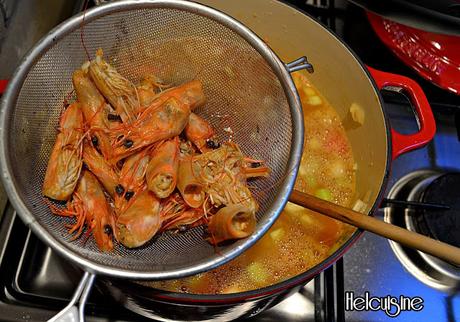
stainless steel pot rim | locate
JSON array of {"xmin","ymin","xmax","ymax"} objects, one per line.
[
  {"xmin": 102, "ymin": 0, "xmax": 393, "ymax": 300},
  {"xmin": 0, "ymin": 0, "xmax": 304, "ymax": 279}
]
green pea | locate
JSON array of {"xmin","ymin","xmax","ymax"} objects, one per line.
[{"xmin": 315, "ymin": 188, "xmax": 333, "ymax": 201}]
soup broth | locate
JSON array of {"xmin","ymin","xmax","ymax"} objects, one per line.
[{"xmin": 145, "ymin": 72, "xmax": 356, "ymax": 294}]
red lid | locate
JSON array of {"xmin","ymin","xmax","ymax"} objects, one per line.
[{"xmin": 367, "ymin": 11, "xmax": 460, "ymax": 95}]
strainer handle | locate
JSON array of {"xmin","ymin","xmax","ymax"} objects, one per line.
[
  {"xmin": 286, "ymin": 56, "xmax": 314, "ymax": 73},
  {"xmin": 47, "ymin": 271, "xmax": 95, "ymax": 322}
]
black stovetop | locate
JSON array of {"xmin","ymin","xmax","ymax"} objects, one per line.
[{"xmin": 0, "ymin": 206, "xmax": 344, "ymax": 322}]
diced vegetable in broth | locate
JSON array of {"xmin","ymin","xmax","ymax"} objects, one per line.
[
  {"xmin": 314, "ymin": 188, "xmax": 333, "ymax": 201},
  {"xmin": 307, "ymin": 95, "xmax": 322, "ymax": 106},
  {"xmin": 247, "ymin": 262, "xmax": 269, "ymax": 286},
  {"xmin": 143, "ymin": 72, "xmax": 356, "ymax": 294},
  {"xmin": 350, "ymin": 102, "xmax": 365, "ymax": 126},
  {"xmin": 269, "ymin": 227, "xmax": 285, "ymax": 242}
]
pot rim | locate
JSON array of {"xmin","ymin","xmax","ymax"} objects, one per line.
[{"xmin": 104, "ymin": 0, "xmax": 393, "ymax": 304}]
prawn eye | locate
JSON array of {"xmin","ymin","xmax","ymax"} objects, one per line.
[
  {"xmin": 125, "ymin": 190, "xmax": 134, "ymax": 200},
  {"xmin": 108, "ymin": 114, "xmax": 122, "ymax": 122},
  {"xmin": 104, "ymin": 224, "xmax": 113, "ymax": 235},
  {"xmin": 115, "ymin": 184, "xmax": 125, "ymax": 195},
  {"xmin": 250, "ymin": 162, "xmax": 262, "ymax": 168},
  {"xmin": 206, "ymin": 139, "xmax": 220, "ymax": 149},
  {"xmin": 124, "ymin": 139, "xmax": 134, "ymax": 148},
  {"xmin": 91, "ymin": 136, "xmax": 98, "ymax": 146}
]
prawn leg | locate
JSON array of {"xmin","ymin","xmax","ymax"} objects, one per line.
[
  {"xmin": 159, "ymin": 192, "xmax": 187, "ymax": 223},
  {"xmin": 161, "ymin": 208, "xmax": 205, "ymax": 231}
]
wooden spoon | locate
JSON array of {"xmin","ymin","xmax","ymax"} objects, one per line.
[{"xmin": 289, "ymin": 189, "xmax": 460, "ymax": 266}]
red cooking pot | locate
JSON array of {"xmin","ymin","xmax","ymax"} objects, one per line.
[{"xmin": 100, "ymin": 0, "xmax": 436, "ymax": 321}]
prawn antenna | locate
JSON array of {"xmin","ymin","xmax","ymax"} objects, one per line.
[{"xmin": 80, "ymin": 0, "xmax": 91, "ymax": 61}]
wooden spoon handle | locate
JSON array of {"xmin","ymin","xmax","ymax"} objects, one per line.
[{"xmin": 289, "ymin": 190, "xmax": 460, "ymax": 266}]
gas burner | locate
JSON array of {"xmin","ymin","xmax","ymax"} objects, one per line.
[
  {"xmin": 418, "ymin": 173, "xmax": 460, "ymax": 248},
  {"xmin": 384, "ymin": 170, "xmax": 460, "ymax": 292}
]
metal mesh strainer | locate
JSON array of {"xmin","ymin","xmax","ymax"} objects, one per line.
[{"xmin": 0, "ymin": 0, "xmax": 309, "ymax": 285}]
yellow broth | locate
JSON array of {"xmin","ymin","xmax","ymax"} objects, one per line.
[{"xmin": 144, "ymin": 72, "xmax": 356, "ymax": 294}]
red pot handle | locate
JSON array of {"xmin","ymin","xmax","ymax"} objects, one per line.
[
  {"xmin": 366, "ymin": 66, "xmax": 436, "ymax": 160},
  {"xmin": 0, "ymin": 80, "xmax": 7, "ymax": 95}
]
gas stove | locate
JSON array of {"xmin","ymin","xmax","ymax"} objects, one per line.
[
  {"xmin": 343, "ymin": 96, "xmax": 460, "ymax": 322},
  {"xmin": 0, "ymin": 1, "xmax": 459, "ymax": 321}
]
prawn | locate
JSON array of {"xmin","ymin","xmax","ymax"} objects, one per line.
[
  {"xmin": 159, "ymin": 192, "xmax": 187, "ymax": 222},
  {"xmin": 44, "ymin": 51, "xmax": 271, "ymax": 250},
  {"xmin": 136, "ymin": 80, "xmax": 206, "ymax": 115},
  {"xmin": 115, "ymin": 189, "xmax": 161, "ymax": 248},
  {"xmin": 114, "ymin": 148, "xmax": 150, "ymax": 213},
  {"xmin": 48, "ymin": 170, "xmax": 115, "ymax": 251},
  {"xmin": 82, "ymin": 140, "xmax": 119, "ymax": 197},
  {"xmin": 43, "ymin": 102, "xmax": 84, "ymax": 201},
  {"xmin": 137, "ymin": 75, "xmax": 171, "ymax": 109},
  {"xmin": 146, "ymin": 137, "xmax": 180, "ymax": 199},
  {"xmin": 185, "ymin": 113, "xmax": 215, "ymax": 153},
  {"xmin": 206, "ymin": 204, "xmax": 256, "ymax": 245},
  {"xmin": 179, "ymin": 138, "xmax": 197, "ymax": 158},
  {"xmin": 88, "ymin": 49, "xmax": 139, "ymax": 123},
  {"xmin": 181, "ymin": 142, "xmax": 269, "ymax": 212},
  {"xmin": 110, "ymin": 97, "xmax": 191, "ymax": 163},
  {"xmin": 72, "ymin": 69, "xmax": 115, "ymax": 159},
  {"xmin": 177, "ymin": 156, "xmax": 205, "ymax": 208}
]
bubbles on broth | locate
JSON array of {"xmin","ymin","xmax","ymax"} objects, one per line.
[{"xmin": 143, "ymin": 72, "xmax": 356, "ymax": 294}]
